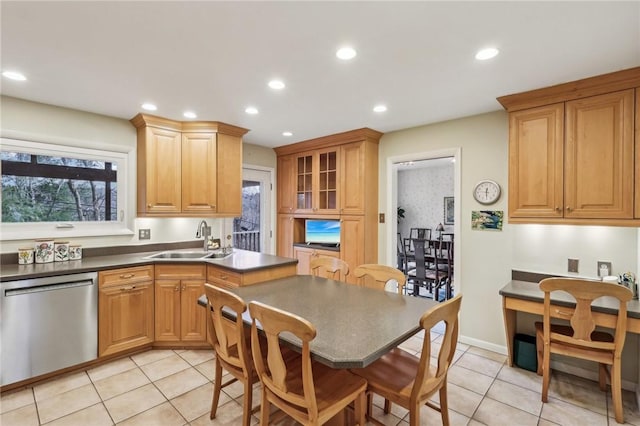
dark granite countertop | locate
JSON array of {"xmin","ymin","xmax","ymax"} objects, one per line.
[
  {"xmin": 198, "ymin": 275, "xmax": 437, "ymax": 368},
  {"xmin": 1, "ymin": 248, "xmax": 297, "ymax": 282},
  {"xmin": 500, "ymin": 279, "xmax": 640, "ymax": 319}
]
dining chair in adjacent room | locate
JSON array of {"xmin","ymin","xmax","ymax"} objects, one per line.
[
  {"xmin": 428, "ymin": 238, "xmax": 454, "ymax": 300},
  {"xmin": 534, "ymin": 278, "xmax": 632, "ymax": 424},
  {"xmin": 407, "ymin": 238, "xmax": 450, "ymax": 300},
  {"xmin": 408, "ymin": 228, "xmax": 431, "ymax": 253},
  {"xmin": 310, "ymin": 256, "xmax": 350, "ymax": 280},
  {"xmin": 353, "ymin": 264, "xmax": 406, "ymax": 295},
  {"xmin": 248, "ymin": 301, "xmax": 368, "ymax": 425},
  {"xmin": 351, "ymin": 294, "xmax": 462, "ymax": 426},
  {"xmin": 204, "ymin": 283, "xmax": 261, "ymax": 426}
]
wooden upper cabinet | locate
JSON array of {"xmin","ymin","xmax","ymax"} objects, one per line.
[
  {"xmin": 131, "ymin": 113, "xmax": 248, "ymax": 218},
  {"xmin": 181, "ymin": 132, "xmax": 217, "ymax": 214},
  {"xmin": 277, "ymin": 154, "xmax": 296, "ymax": 213},
  {"xmin": 138, "ymin": 126, "xmax": 182, "ymax": 215},
  {"xmin": 564, "ymin": 90, "xmax": 634, "ymax": 219},
  {"xmin": 499, "ymin": 67, "xmax": 640, "ymax": 225},
  {"xmin": 508, "ymin": 104, "xmax": 564, "ymax": 218},
  {"xmin": 291, "ymin": 148, "xmax": 339, "ymax": 214}
]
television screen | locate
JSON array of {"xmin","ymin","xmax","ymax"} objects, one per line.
[{"xmin": 305, "ymin": 219, "xmax": 340, "ymax": 245}]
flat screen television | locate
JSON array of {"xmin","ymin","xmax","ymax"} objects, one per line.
[{"xmin": 305, "ymin": 219, "xmax": 340, "ymax": 246}]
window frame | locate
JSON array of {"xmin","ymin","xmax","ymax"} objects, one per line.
[{"xmin": 1, "ymin": 138, "xmax": 134, "ymax": 240}]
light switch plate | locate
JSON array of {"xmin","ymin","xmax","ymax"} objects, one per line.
[{"xmin": 568, "ymin": 258, "xmax": 579, "ymax": 273}]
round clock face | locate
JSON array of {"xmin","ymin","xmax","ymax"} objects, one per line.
[{"xmin": 473, "ymin": 180, "xmax": 501, "ymax": 205}]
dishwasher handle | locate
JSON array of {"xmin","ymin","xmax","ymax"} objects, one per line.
[{"xmin": 5, "ymin": 279, "xmax": 95, "ymax": 297}]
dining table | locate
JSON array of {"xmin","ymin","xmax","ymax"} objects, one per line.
[{"xmin": 198, "ymin": 275, "xmax": 437, "ymax": 368}]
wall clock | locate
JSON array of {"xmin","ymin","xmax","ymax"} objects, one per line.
[{"xmin": 473, "ymin": 180, "xmax": 501, "ymax": 205}]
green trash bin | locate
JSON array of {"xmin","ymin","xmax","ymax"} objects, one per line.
[{"xmin": 513, "ymin": 333, "xmax": 538, "ymax": 372}]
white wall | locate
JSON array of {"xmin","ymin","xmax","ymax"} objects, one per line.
[{"xmin": 0, "ymin": 96, "xmax": 275, "ymax": 253}]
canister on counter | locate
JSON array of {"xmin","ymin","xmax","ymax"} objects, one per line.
[
  {"xmin": 18, "ymin": 248, "xmax": 34, "ymax": 264},
  {"xmin": 34, "ymin": 239, "xmax": 54, "ymax": 263},
  {"xmin": 69, "ymin": 245, "xmax": 82, "ymax": 260},
  {"xmin": 54, "ymin": 241, "xmax": 70, "ymax": 261}
]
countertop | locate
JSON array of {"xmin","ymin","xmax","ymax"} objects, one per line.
[
  {"xmin": 500, "ymin": 279, "xmax": 640, "ymax": 319},
  {"xmin": 0, "ymin": 248, "xmax": 297, "ymax": 282}
]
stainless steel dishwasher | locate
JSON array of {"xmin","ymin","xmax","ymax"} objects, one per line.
[{"xmin": 1, "ymin": 272, "xmax": 98, "ymax": 386}]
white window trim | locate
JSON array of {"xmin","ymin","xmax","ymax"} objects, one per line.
[{"xmin": 0, "ymin": 138, "xmax": 134, "ymax": 241}]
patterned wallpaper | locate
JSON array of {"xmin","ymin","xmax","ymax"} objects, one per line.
[{"xmin": 397, "ymin": 163, "xmax": 454, "ymax": 241}]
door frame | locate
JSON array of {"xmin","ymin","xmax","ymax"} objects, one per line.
[
  {"xmin": 239, "ymin": 164, "xmax": 275, "ymax": 254},
  {"xmin": 386, "ymin": 148, "xmax": 461, "ymax": 292}
]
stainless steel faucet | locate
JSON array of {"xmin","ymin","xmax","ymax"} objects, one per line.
[{"xmin": 195, "ymin": 220, "xmax": 211, "ymax": 251}]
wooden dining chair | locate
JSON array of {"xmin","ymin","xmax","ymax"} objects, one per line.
[
  {"xmin": 353, "ymin": 264, "xmax": 406, "ymax": 295},
  {"xmin": 407, "ymin": 238, "xmax": 449, "ymax": 300},
  {"xmin": 310, "ymin": 256, "xmax": 349, "ymax": 280},
  {"xmin": 534, "ymin": 278, "xmax": 633, "ymax": 424},
  {"xmin": 248, "ymin": 301, "xmax": 367, "ymax": 425},
  {"xmin": 204, "ymin": 283, "xmax": 260, "ymax": 426},
  {"xmin": 351, "ymin": 294, "xmax": 462, "ymax": 426}
]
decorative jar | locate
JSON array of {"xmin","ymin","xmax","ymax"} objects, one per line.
[
  {"xmin": 18, "ymin": 248, "xmax": 34, "ymax": 264},
  {"xmin": 69, "ymin": 245, "xmax": 82, "ymax": 260},
  {"xmin": 54, "ymin": 241, "xmax": 70, "ymax": 262},
  {"xmin": 34, "ymin": 239, "xmax": 54, "ymax": 263}
]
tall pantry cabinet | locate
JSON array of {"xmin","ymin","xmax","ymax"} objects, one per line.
[{"xmin": 274, "ymin": 128, "xmax": 382, "ymax": 284}]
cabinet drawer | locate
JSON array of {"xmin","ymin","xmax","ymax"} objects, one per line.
[
  {"xmin": 207, "ymin": 266, "xmax": 241, "ymax": 286},
  {"xmin": 99, "ymin": 265, "xmax": 154, "ymax": 288},
  {"xmin": 155, "ymin": 264, "xmax": 206, "ymax": 280}
]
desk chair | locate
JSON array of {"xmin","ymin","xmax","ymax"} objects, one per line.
[
  {"xmin": 534, "ymin": 278, "xmax": 633, "ymax": 424},
  {"xmin": 248, "ymin": 301, "xmax": 367, "ymax": 425},
  {"xmin": 351, "ymin": 294, "xmax": 462, "ymax": 426},
  {"xmin": 204, "ymin": 283, "xmax": 260, "ymax": 426},
  {"xmin": 354, "ymin": 264, "xmax": 406, "ymax": 295},
  {"xmin": 310, "ymin": 256, "xmax": 349, "ymax": 280}
]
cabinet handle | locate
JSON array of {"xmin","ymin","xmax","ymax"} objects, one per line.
[
  {"xmin": 119, "ymin": 273, "xmax": 135, "ymax": 279},
  {"xmin": 220, "ymin": 275, "xmax": 228, "ymax": 280},
  {"xmin": 120, "ymin": 285, "xmax": 136, "ymax": 291},
  {"xmin": 182, "ymin": 285, "xmax": 186, "ymax": 291},
  {"xmin": 174, "ymin": 286, "xmax": 180, "ymax": 291},
  {"xmin": 566, "ymin": 206, "xmax": 572, "ymax": 212},
  {"xmin": 554, "ymin": 206, "xmax": 561, "ymax": 212},
  {"xmin": 289, "ymin": 208, "xmax": 292, "ymax": 212},
  {"xmin": 289, "ymin": 217, "xmax": 293, "ymax": 222},
  {"xmin": 147, "ymin": 204, "xmax": 152, "ymax": 208}
]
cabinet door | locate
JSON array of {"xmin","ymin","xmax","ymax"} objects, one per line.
[
  {"xmin": 217, "ymin": 133, "xmax": 243, "ymax": 215},
  {"xmin": 277, "ymin": 154, "xmax": 297, "ymax": 213},
  {"xmin": 340, "ymin": 216, "xmax": 365, "ymax": 285},
  {"xmin": 565, "ymin": 90, "xmax": 634, "ymax": 219},
  {"xmin": 142, "ymin": 127, "xmax": 182, "ymax": 214},
  {"xmin": 182, "ymin": 132, "xmax": 217, "ymax": 214},
  {"xmin": 636, "ymin": 88, "xmax": 640, "ymax": 219},
  {"xmin": 155, "ymin": 279, "xmax": 181, "ymax": 342},
  {"xmin": 295, "ymin": 152, "xmax": 315, "ymax": 213},
  {"xmin": 508, "ymin": 104, "xmax": 564, "ymax": 218},
  {"xmin": 180, "ymin": 280, "xmax": 207, "ymax": 342},
  {"xmin": 293, "ymin": 246, "xmax": 339, "ymax": 276},
  {"xmin": 99, "ymin": 281, "xmax": 154, "ymax": 357},
  {"xmin": 341, "ymin": 141, "xmax": 366, "ymax": 215},
  {"xmin": 277, "ymin": 214, "xmax": 295, "ymax": 258},
  {"xmin": 316, "ymin": 148, "xmax": 340, "ymax": 214}
]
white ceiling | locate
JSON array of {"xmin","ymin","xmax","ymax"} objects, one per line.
[{"xmin": 1, "ymin": 1, "xmax": 639, "ymax": 148}]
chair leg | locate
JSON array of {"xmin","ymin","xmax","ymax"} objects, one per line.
[
  {"xmin": 439, "ymin": 381, "xmax": 450, "ymax": 426},
  {"xmin": 383, "ymin": 398, "xmax": 391, "ymax": 414},
  {"xmin": 535, "ymin": 330, "xmax": 543, "ymax": 376},
  {"xmin": 354, "ymin": 390, "xmax": 366, "ymax": 426},
  {"xmin": 597, "ymin": 363, "xmax": 607, "ymax": 391},
  {"xmin": 611, "ymin": 361, "xmax": 624, "ymax": 424},
  {"xmin": 260, "ymin": 390, "xmax": 270, "ymax": 425},
  {"xmin": 409, "ymin": 401, "xmax": 420, "ymax": 426},
  {"xmin": 541, "ymin": 344, "xmax": 551, "ymax": 403},
  {"xmin": 242, "ymin": 380, "xmax": 253, "ymax": 426},
  {"xmin": 210, "ymin": 358, "xmax": 223, "ymax": 419}
]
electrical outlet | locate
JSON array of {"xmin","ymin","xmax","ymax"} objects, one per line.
[
  {"xmin": 139, "ymin": 228, "xmax": 151, "ymax": 240},
  {"xmin": 568, "ymin": 258, "xmax": 579, "ymax": 273},
  {"xmin": 597, "ymin": 261, "xmax": 612, "ymax": 277}
]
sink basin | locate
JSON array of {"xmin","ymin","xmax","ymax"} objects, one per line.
[{"xmin": 145, "ymin": 251, "xmax": 211, "ymax": 260}]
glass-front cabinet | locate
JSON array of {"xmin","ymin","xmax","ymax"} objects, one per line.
[{"xmin": 295, "ymin": 148, "xmax": 339, "ymax": 214}]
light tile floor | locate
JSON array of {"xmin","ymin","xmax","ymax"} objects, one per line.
[{"xmin": 1, "ymin": 331, "xmax": 639, "ymax": 426}]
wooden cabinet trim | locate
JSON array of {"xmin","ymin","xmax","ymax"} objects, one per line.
[
  {"xmin": 498, "ymin": 67, "xmax": 640, "ymax": 112},
  {"xmin": 99, "ymin": 265, "xmax": 154, "ymax": 288},
  {"xmin": 155, "ymin": 264, "xmax": 206, "ymax": 280},
  {"xmin": 274, "ymin": 128, "xmax": 382, "ymax": 156}
]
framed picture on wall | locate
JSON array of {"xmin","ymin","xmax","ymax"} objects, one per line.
[{"xmin": 444, "ymin": 196, "xmax": 454, "ymax": 225}]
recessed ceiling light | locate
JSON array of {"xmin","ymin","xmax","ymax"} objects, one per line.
[
  {"xmin": 475, "ymin": 47, "xmax": 499, "ymax": 60},
  {"xmin": 268, "ymin": 80, "xmax": 285, "ymax": 90},
  {"xmin": 373, "ymin": 105, "xmax": 387, "ymax": 113},
  {"xmin": 282, "ymin": 131, "xmax": 293, "ymax": 137},
  {"xmin": 2, "ymin": 71, "xmax": 26, "ymax": 81},
  {"xmin": 336, "ymin": 47, "xmax": 357, "ymax": 60},
  {"xmin": 245, "ymin": 106, "xmax": 259, "ymax": 115},
  {"xmin": 141, "ymin": 103, "xmax": 157, "ymax": 111},
  {"xmin": 183, "ymin": 111, "xmax": 197, "ymax": 119}
]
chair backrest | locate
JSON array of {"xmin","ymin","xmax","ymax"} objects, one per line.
[
  {"xmin": 310, "ymin": 256, "xmax": 349, "ymax": 280},
  {"xmin": 539, "ymin": 278, "xmax": 632, "ymax": 355},
  {"xmin": 248, "ymin": 301, "xmax": 319, "ymax": 417},
  {"xmin": 204, "ymin": 283, "xmax": 252, "ymax": 376},
  {"xmin": 411, "ymin": 238, "xmax": 429, "ymax": 280},
  {"xmin": 414, "ymin": 294, "xmax": 462, "ymax": 400},
  {"xmin": 410, "ymin": 227, "xmax": 432, "ymax": 241},
  {"xmin": 353, "ymin": 264, "xmax": 406, "ymax": 294},
  {"xmin": 430, "ymin": 239, "xmax": 453, "ymax": 271}
]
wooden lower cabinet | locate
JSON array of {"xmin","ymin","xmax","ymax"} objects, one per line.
[
  {"xmin": 98, "ymin": 266, "xmax": 154, "ymax": 357},
  {"xmin": 293, "ymin": 246, "xmax": 340, "ymax": 277},
  {"xmin": 154, "ymin": 264, "xmax": 208, "ymax": 345}
]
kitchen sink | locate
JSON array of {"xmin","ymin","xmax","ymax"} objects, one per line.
[{"xmin": 144, "ymin": 249, "xmax": 234, "ymax": 260}]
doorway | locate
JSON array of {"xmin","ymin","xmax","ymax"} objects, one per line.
[{"xmin": 232, "ymin": 167, "xmax": 274, "ymax": 254}]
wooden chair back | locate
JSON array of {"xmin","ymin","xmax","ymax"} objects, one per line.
[
  {"xmin": 309, "ymin": 256, "xmax": 349, "ymax": 280},
  {"xmin": 353, "ymin": 264, "xmax": 406, "ymax": 294}
]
